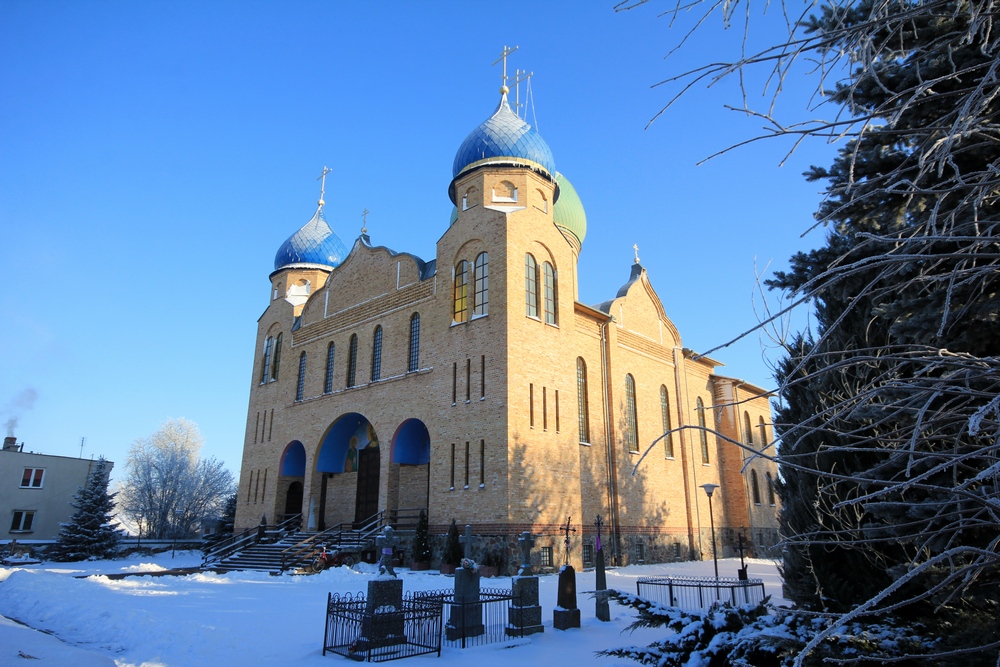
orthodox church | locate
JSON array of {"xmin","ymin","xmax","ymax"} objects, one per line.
[{"xmin": 234, "ymin": 72, "xmax": 780, "ymax": 569}]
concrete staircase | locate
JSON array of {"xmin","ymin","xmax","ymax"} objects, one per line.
[{"xmin": 210, "ymin": 531, "xmax": 317, "ymax": 574}]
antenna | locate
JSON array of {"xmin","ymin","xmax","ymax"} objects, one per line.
[
  {"xmin": 492, "ymin": 45, "xmax": 518, "ymax": 93},
  {"xmin": 512, "ymin": 69, "xmax": 533, "ymax": 119},
  {"xmin": 79, "ymin": 436, "xmax": 85, "ymax": 458},
  {"xmin": 316, "ymin": 166, "xmax": 332, "ymax": 208}
]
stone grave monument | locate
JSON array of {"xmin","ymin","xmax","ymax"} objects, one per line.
[
  {"xmin": 359, "ymin": 526, "xmax": 404, "ymax": 650},
  {"xmin": 447, "ymin": 525, "xmax": 484, "ymax": 640},
  {"xmin": 594, "ymin": 514, "xmax": 610, "ymax": 622},
  {"xmin": 507, "ymin": 531, "xmax": 544, "ymax": 636},
  {"xmin": 553, "ymin": 517, "xmax": 581, "ymax": 630}
]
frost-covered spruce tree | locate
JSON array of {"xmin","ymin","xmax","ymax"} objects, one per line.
[{"xmin": 49, "ymin": 457, "xmax": 120, "ymax": 562}]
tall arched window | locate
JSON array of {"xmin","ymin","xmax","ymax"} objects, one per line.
[
  {"xmin": 324, "ymin": 342, "xmax": 335, "ymax": 393},
  {"xmin": 751, "ymin": 469, "xmax": 761, "ymax": 504},
  {"xmin": 271, "ymin": 333, "xmax": 283, "ymax": 381},
  {"xmin": 346, "ymin": 334, "xmax": 358, "ymax": 387},
  {"xmin": 743, "ymin": 411, "xmax": 754, "ymax": 447},
  {"xmin": 473, "ymin": 252, "xmax": 488, "ymax": 316},
  {"xmin": 660, "ymin": 385, "xmax": 674, "ymax": 458},
  {"xmin": 697, "ymin": 397, "xmax": 710, "ymax": 464},
  {"xmin": 295, "ymin": 352, "xmax": 307, "ymax": 401},
  {"xmin": 625, "ymin": 374, "xmax": 638, "ymax": 453},
  {"xmin": 525, "ymin": 254, "xmax": 539, "ymax": 317},
  {"xmin": 576, "ymin": 358, "xmax": 590, "ymax": 444},
  {"xmin": 543, "ymin": 262, "xmax": 557, "ymax": 324},
  {"xmin": 370, "ymin": 326, "xmax": 383, "ymax": 381},
  {"xmin": 260, "ymin": 336, "xmax": 273, "ymax": 384},
  {"xmin": 453, "ymin": 260, "xmax": 469, "ymax": 323},
  {"xmin": 408, "ymin": 313, "xmax": 420, "ymax": 372},
  {"xmin": 766, "ymin": 471, "xmax": 776, "ymax": 505},
  {"xmin": 758, "ymin": 416, "xmax": 768, "ymax": 448}
]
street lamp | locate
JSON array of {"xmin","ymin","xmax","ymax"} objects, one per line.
[{"xmin": 699, "ymin": 483, "xmax": 720, "ymax": 583}]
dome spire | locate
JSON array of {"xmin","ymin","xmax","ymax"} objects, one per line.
[
  {"xmin": 316, "ymin": 165, "xmax": 331, "ymax": 209},
  {"xmin": 492, "ymin": 45, "xmax": 518, "ymax": 96}
]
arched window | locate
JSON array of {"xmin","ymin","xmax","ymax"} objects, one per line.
[
  {"xmin": 744, "ymin": 411, "xmax": 754, "ymax": 447},
  {"xmin": 324, "ymin": 342, "xmax": 335, "ymax": 393},
  {"xmin": 453, "ymin": 260, "xmax": 469, "ymax": 323},
  {"xmin": 660, "ymin": 385, "xmax": 674, "ymax": 458},
  {"xmin": 260, "ymin": 337, "xmax": 273, "ymax": 384},
  {"xmin": 346, "ymin": 334, "xmax": 358, "ymax": 387},
  {"xmin": 271, "ymin": 333, "xmax": 283, "ymax": 381},
  {"xmin": 370, "ymin": 326, "xmax": 383, "ymax": 382},
  {"xmin": 295, "ymin": 352, "xmax": 307, "ymax": 401},
  {"xmin": 525, "ymin": 254, "xmax": 539, "ymax": 317},
  {"xmin": 576, "ymin": 358, "xmax": 590, "ymax": 444},
  {"xmin": 766, "ymin": 471, "xmax": 776, "ymax": 505},
  {"xmin": 625, "ymin": 374, "xmax": 638, "ymax": 453},
  {"xmin": 408, "ymin": 313, "xmax": 420, "ymax": 372},
  {"xmin": 758, "ymin": 416, "xmax": 768, "ymax": 448},
  {"xmin": 473, "ymin": 252, "xmax": 488, "ymax": 316},
  {"xmin": 697, "ymin": 397, "xmax": 710, "ymax": 464},
  {"xmin": 543, "ymin": 262, "xmax": 557, "ymax": 324},
  {"xmin": 751, "ymin": 470, "xmax": 761, "ymax": 504}
]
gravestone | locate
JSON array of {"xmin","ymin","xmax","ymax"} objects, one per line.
[
  {"xmin": 359, "ymin": 577, "xmax": 405, "ymax": 650},
  {"xmin": 507, "ymin": 532, "xmax": 544, "ymax": 636},
  {"xmin": 553, "ymin": 565, "xmax": 581, "ymax": 629},
  {"xmin": 447, "ymin": 525, "xmax": 484, "ymax": 640},
  {"xmin": 376, "ymin": 526, "xmax": 399, "ymax": 577},
  {"xmin": 595, "ymin": 515, "xmax": 610, "ymax": 622}
]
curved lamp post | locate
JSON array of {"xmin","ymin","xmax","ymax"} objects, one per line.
[{"xmin": 699, "ymin": 483, "xmax": 720, "ymax": 583}]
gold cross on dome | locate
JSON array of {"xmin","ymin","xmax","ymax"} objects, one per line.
[
  {"xmin": 361, "ymin": 208, "xmax": 370, "ymax": 235},
  {"xmin": 633, "ymin": 244, "xmax": 640, "ymax": 264}
]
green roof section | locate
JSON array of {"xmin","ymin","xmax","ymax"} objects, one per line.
[{"xmin": 553, "ymin": 172, "xmax": 587, "ymax": 245}]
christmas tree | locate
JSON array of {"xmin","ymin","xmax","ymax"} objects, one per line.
[{"xmin": 49, "ymin": 457, "xmax": 120, "ymax": 562}]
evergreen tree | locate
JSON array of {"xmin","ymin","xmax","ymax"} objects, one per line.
[
  {"xmin": 49, "ymin": 458, "xmax": 120, "ymax": 562},
  {"xmin": 410, "ymin": 509, "xmax": 431, "ymax": 563},
  {"xmin": 203, "ymin": 492, "xmax": 237, "ymax": 550},
  {"xmin": 443, "ymin": 519, "xmax": 462, "ymax": 565}
]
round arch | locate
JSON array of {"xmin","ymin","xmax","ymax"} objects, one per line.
[
  {"xmin": 391, "ymin": 419, "xmax": 431, "ymax": 465},
  {"xmin": 316, "ymin": 412, "xmax": 380, "ymax": 473},
  {"xmin": 279, "ymin": 440, "xmax": 306, "ymax": 477}
]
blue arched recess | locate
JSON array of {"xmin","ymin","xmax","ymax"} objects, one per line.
[
  {"xmin": 280, "ymin": 441, "xmax": 306, "ymax": 476},
  {"xmin": 316, "ymin": 413, "xmax": 377, "ymax": 473},
  {"xmin": 392, "ymin": 419, "xmax": 431, "ymax": 465}
]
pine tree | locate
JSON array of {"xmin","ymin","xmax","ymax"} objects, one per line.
[
  {"xmin": 410, "ymin": 509, "xmax": 431, "ymax": 563},
  {"xmin": 49, "ymin": 458, "xmax": 120, "ymax": 562},
  {"xmin": 443, "ymin": 519, "xmax": 462, "ymax": 565}
]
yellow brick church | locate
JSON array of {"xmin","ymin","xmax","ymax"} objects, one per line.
[{"xmin": 234, "ymin": 76, "xmax": 779, "ymax": 570}]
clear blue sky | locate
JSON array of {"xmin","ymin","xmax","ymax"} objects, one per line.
[{"xmin": 0, "ymin": 1, "xmax": 832, "ymax": 481}]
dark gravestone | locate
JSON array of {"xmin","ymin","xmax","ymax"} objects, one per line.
[
  {"xmin": 553, "ymin": 565, "xmax": 581, "ymax": 630},
  {"xmin": 357, "ymin": 578, "xmax": 405, "ymax": 650},
  {"xmin": 446, "ymin": 566, "xmax": 484, "ymax": 640},
  {"xmin": 508, "ymin": 575, "xmax": 544, "ymax": 636},
  {"xmin": 594, "ymin": 515, "xmax": 610, "ymax": 622}
]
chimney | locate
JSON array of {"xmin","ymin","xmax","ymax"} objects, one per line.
[{"xmin": 3, "ymin": 436, "xmax": 19, "ymax": 452}]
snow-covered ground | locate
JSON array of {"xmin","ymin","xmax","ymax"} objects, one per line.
[{"xmin": 0, "ymin": 553, "xmax": 785, "ymax": 667}]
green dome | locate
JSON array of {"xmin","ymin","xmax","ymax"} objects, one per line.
[
  {"xmin": 553, "ymin": 172, "xmax": 587, "ymax": 245},
  {"xmin": 449, "ymin": 206, "xmax": 459, "ymax": 226}
]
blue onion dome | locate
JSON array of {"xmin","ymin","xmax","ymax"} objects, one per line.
[
  {"xmin": 553, "ymin": 172, "xmax": 586, "ymax": 245},
  {"xmin": 273, "ymin": 206, "xmax": 349, "ymax": 271},
  {"xmin": 452, "ymin": 93, "xmax": 556, "ymax": 184}
]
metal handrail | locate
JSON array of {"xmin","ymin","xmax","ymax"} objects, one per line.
[
  {"xmin": 279, "ymin": 510, "xmax": 388, "ymax": 572},
  {"xmin": 201, "ymin": 514, "xmax": 301, "ymax": 567}
]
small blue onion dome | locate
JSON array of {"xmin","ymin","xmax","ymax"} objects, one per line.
[
  {"xmin": 452, "ymin": 93, "xmax": 556, "ymax": 180},
  {"xmin": 274, "ymin": 206, "xmax": 349, "ymax": 271},
  {"xmin": 553, "ymin": 172, "xmax": 587, "ymax": 245}
]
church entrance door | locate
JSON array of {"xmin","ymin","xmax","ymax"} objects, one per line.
[
  {"xmin": 354, "ymin": 447, "xmax": 380, "ymax": 525},
  {"xmin": 284, "ymin": 481, "xmax": 303, "ymax": 521}
]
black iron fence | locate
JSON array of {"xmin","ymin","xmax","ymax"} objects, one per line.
[
  {"xmin": 323, "ymin": 591, "xmax": 442, "ymax": 662},
  {"xmin": 412, "ymin": 588, "xmax": 522, "ymax": 649},
  {"xmin": 636, "ymin": 575, "xmax": 766, "ymax": 611}
]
